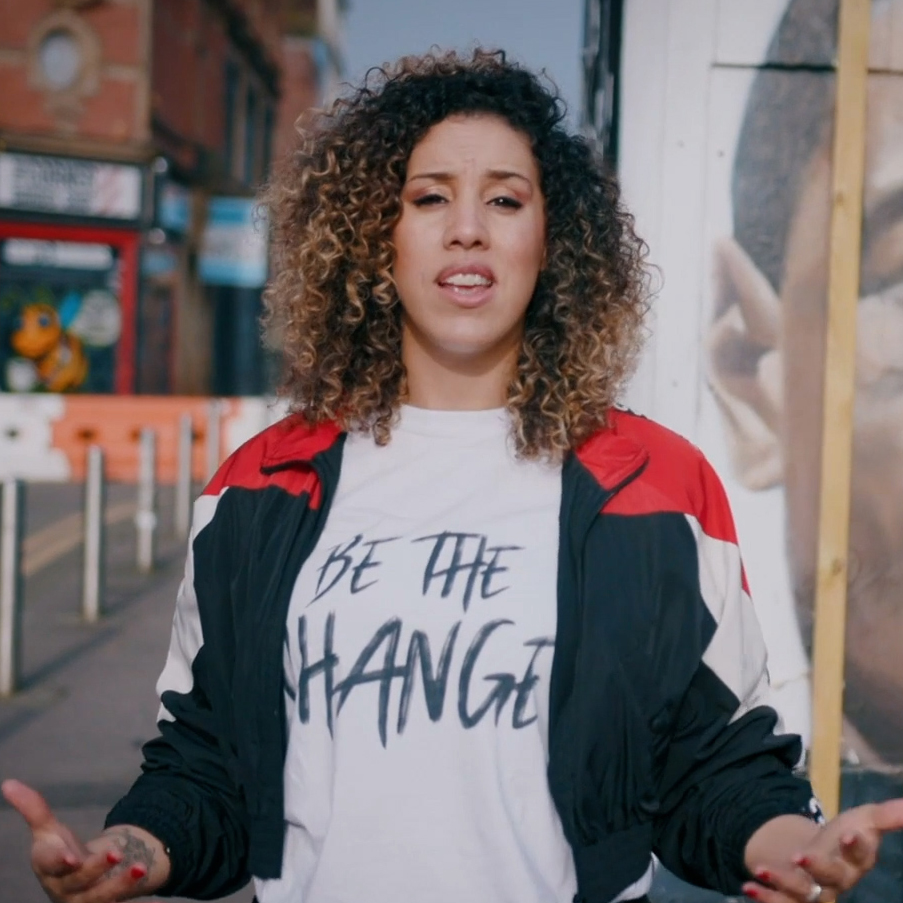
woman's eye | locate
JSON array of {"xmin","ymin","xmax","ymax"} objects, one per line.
[
  {"xmin": 412, "ymin": 194, "xmax": 447, "ymax": 207},
  {"xmin": 489, "ymin": 196, "xmax": 523, "ymax": 209}
]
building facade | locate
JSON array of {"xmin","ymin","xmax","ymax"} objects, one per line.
[
  {"xmin": 0, "ymin": 0, "xmax": 333, "ymax": 398},
  {"xmin": 274, "ymin": 0, "xmax": 344, "ymax": 162}
]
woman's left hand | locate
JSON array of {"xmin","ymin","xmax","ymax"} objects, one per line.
[{"xmin": 742, "ymin": 799, "xmax": 903, "ymax": 901}]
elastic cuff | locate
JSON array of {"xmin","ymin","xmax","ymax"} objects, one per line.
[
  {"xmin": 105, "ymin": 793, "xmax": 194, "ymax": 896},
  {"xmin": 723, "ymin": 786, "xmax": 821, "ymax": 886}
]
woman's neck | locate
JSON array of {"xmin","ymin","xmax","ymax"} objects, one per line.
[{"xmin": 401, "ymin": 324, "xmax": 520, "ymax": 411}]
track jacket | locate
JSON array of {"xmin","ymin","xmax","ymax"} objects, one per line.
[{"xmin": 106, "ymin": 408, "xmax": 819, "ymax": 903}]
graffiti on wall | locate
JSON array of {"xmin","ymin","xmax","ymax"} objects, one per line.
[
  {"xmin": 0, "ymin": 239, "xmax": 122, "ymax": 393},
  {"xmin": 707, "ymin": 0, "xmax": 903, "ymax": 769}
]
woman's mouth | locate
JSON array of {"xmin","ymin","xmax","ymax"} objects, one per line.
[{"xmin": 437, "ymin": 269, "xmax": 496, "ymax": 307}]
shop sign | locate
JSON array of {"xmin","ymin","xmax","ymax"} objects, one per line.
[
  {"xmin": 141, "ymin": 246, "xmax": 179, "ymax": 277},
  {"xmin": 199, "ymin": 197, "xmax": 268, "ymax": 288},
  {"xmin": 2, "ymin": 239, "xmax": 114, "ymax": 270},
  {"xmin": 157, "ymin": 181, "xmax": 191, "ymax": 234},
  {"xmin": 0, "ymin": 152, "xmax": 143, "ymax": 221}
]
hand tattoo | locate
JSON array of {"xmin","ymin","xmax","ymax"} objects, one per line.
[{"xmin": 103, "ymin": 828, "xmax": 156, "ymax": 888}]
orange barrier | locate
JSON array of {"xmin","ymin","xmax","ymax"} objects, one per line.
[
  {"xmin": 0, "ymin": 394, "xmax": 281, "ymax": 484},
  {"xmin": 50, "ymin": 397, "xmax": 238, "ymax": 483}
]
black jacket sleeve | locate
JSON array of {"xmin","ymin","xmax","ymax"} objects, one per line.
[
  {"xmin": 650, "ymin": 459, "xmax": 822, "ymax": 892},
  {"xmin": 105, "ymin": 491, "xmax": 251, "ymax": 899}
]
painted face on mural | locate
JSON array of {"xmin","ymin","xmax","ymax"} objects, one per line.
[{"xmin": 708, "ymin": 0, "xmax": 903, "ymax": 763}]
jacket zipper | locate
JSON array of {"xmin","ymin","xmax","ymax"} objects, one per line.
[{"xmin": 569, "ymin": 454, "xmax": 648, "ymax": 847}]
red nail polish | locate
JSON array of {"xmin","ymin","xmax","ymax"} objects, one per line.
[
  {"xmin": 796, "ymin": 856, "xmax": 812, "ymax": 868},
  {"xmin": 130, "ymin": 864, "xmax": 147, "ymax": 880},
  {"xmin": 106, "ymin": 851, "xmax": 123, "ymax": 865},
  {"xmin": 755, "ymin": 869, "xmax": 772, "ymax": 883},
  {"xmin": 745, "ymin": 888, "xmax": 761, "ymax": 900}
]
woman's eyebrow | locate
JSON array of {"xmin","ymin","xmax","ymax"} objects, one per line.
[
  {"xmin": 485, "ymin": 169, "xmax": 533, "ymax": 185},
  {"xmin": 406, "ymin": 169, "xmax": 533, "ymax": 185},
  {"xmin": 406, "ymin": 171, "xmax": 454, "ymax": 183}
]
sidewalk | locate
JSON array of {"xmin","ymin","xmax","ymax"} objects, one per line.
[{"xmin": 0, "ymin": 483, "xmax": 253, "ymax": 903}]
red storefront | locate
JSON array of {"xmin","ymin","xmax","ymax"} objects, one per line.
[{"xmin": 0, "ymin": 152, "xmax": 143, "ymax": 395}]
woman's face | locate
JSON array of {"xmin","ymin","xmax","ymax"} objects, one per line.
[{"xmin": 392, "ymin": 113, "xmax": 546, "ymax": 368}]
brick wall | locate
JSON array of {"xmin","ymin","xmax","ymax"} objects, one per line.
[
  {"xmin": 0, "ymin": 0, "xmax": 287, "ymax": 166},
  {"xmin": 0, "ymin": 0, "xmax": 149, "ymax": 148},
  {"xmin": 272, "ymin": 34, "xmax": 319, "ymax": 164},
  {"xmin": 236, "ymin": 0, "xmax": 287, "ymax": 63},
  {"xmin": 151, "ymin": 0, "xmax": 286, "ymax": 183},
  {"xmin": 151, "ymin": 0, "xmax": 229, "ymax": 167}
]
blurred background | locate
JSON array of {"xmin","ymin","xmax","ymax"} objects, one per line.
[{"xmin": 0, "ymin": 0, "xmax": 901, "ymax": 900}]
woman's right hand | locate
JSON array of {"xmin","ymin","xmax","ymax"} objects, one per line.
[{"xmin": 2, "ymin": 779, "xmax": 170, "ymax": 903}]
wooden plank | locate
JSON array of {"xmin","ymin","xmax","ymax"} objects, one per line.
[{"xmin": 809, "ymin": 0, "xmax": 872, "ymax": 819}]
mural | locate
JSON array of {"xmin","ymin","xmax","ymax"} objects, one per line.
[
  {"xmin": 708, "ymin": 0, "xmax": 903, "ymax": 771},
  {"xmin": 0, "ymin": 239, "xmax": 122, "ymax": 393},
  {"xmin": 647, "ymin": 1, "xmax": 903, "ymax": 899}
]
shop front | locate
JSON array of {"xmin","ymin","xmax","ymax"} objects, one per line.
[{"xmin": 0, "ymin": 151, "xmax": 144, "ymax": 395}]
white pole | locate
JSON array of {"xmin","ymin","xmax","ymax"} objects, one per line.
[
  {"xmin": 82, "ymin": 446, "xmax": 105, "ymax": 623},
  {"xmin": 206, "ymin": 400, "xmax": 222, "ymax": 482},
  {"xmin": 136, "ymin": 429, "xmax": 157, "ymax": 574},
  {"xmin": 175, "ymin": 413, "xmax": 193, "ymax": 539},
  {"xmin": 0, "ymin": 480, "xmax": 24, "ymax": 696}
]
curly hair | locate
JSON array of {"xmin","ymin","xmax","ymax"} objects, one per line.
[{"xmin": 263, "ymin": 48, "xmax": 649, "ymax": 458}]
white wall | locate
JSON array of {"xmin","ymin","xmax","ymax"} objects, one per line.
[{"xmin": 618, "ymin": 0, "xmax": 812, "ymax": 744}]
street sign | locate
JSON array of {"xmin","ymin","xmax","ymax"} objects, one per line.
[
  {"xmin": 0, "ymin": 152, "xmax": 143, "ymax": 221},
  {"xmin": 198, "ymin": 197, "xmax": 268, "ymax": 288}
]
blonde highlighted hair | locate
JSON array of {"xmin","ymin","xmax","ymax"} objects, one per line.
[{"xmin": 264, "ymin": 49, "xmax": 649, "ymax": 458}]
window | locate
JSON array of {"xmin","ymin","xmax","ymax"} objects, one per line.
[
  {"xmin": 243, "ymin": 84, "xmax": 258, "ymax": 185},
  {"xmin": 37, "ymin": 29, "xmax": 83, "ymax": 90},
  {"xmin": 27, "ymin": 11, "xmax": 101, "ymax": 103},
  {"xmin": 224, "ymin": 60, "xmax": 240, "ymax": 177},
  {"xmin": 261, "ymin": 101, "xmax": 275, "ymax": 180}
]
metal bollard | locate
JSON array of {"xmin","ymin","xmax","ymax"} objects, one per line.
[
  {"xmin": 0, "ymin": 480, "xmax": 24, "ymax": 696},
  {"xmin": 136, "ymin": 429, "xmax": 157, "ymax": 574},
  {"xmin": 175, "ymin": 413, "xmax": 193, "ymax": 539},
  {"xmin": 206, "ymin": 399, "xmax": 222, "ymax": 482},
  {"xmin": 82, "ymin": 446, "xmax": 105, "ymax": 623}
]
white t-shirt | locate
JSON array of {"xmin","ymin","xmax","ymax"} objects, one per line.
[{"xmin": 255, "ymin": 406, "xmax": 652, "ymax": 903}]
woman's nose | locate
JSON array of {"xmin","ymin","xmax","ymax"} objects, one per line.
[{"xmin": 444, "ymin": 197, "xmax": 489, "ymax": 249}]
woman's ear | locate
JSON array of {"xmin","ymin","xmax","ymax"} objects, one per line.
[{"xmin": 706, "ymin": 237, "xmax": 785, "ymax": 491}]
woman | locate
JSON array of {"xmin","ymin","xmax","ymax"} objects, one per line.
[{"xmin": 4, "ymin": 50, "xmax": 902, "ymax": 903}]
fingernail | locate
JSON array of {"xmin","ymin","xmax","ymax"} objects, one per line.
[
  {"xmin": 107, "ymin": 850, "xmax": 123, "ymax": 865},
  {"xmin": 130, "ymin": 864, "xmax": 147, "ymax": 880},
  {"xmin": 744, "ymin": 887, "xmax": 761, "ymax": 900},
  {"xmin": 841, "ymin": 833, "xmax": 857, "ymax": 847},
  {"xmin": 794, "ymin": 855, "xmax": 812, "ymax": 868},
  {"xmin": 755, "ymin": 869, "xmax": 773, "ymax": 884}
]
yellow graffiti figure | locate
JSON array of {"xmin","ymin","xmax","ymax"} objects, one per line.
[{"xmin": 11, "ymin": 303, "xmax": 88, "ymax": 392}]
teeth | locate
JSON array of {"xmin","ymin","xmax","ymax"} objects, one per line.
[{"xmin": 443, "ymin": 273, "xmax": 492, "ymax": 287}]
